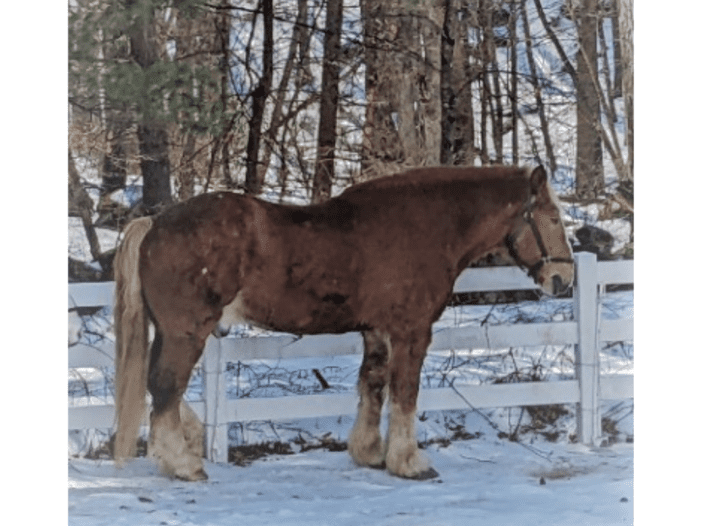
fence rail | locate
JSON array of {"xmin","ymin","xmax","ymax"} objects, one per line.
[{"xmin": 68, "ymin": 252, "xmax": 633, "ymax": 463}]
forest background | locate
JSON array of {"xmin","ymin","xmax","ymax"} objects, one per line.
[{"xmin": 67, "ymin": 0, "xmax": 635, "ymax": 279}]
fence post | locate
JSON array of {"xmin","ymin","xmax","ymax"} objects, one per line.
[
  {"xmin": 203, "ymin": 336, "xmax": 228, "ymax": 463},
  {"xmin": 573, "ymin": 252, "xmax": 603, "ymax": 446}
]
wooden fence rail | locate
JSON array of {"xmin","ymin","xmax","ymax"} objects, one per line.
[{"xmin": 68, "ymin": 252, "xmax": 633, "ymax": 463}]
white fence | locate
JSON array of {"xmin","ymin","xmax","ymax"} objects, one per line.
[{"xmin": 68, "ymin": 252, "xmax": 633, "ymax": 463}]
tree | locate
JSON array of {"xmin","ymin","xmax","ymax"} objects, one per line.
[
  {"xmin": 522, "ymin": 0, "xmax": 557, "ymax": 172},
  {"xmin": 619, "ymin": 0, "xmax": 633, "ymax": 181},
  {"xmin": 574, "ymin": 0, "xmax": 604, "ymax": 198},
  {"xmin": 312, "ymin": 0, "xmax": 344, "ymax": 203},
  {"xmin": 360, "ymin": 0, "xmax": 405, "ymax": 178},
  {"xmin": 69, "ymin": 0, "xmax": 634, "ymax": 216},
  {"xmin": 127, "ymin": 1, "xmax": 174, "ymax": 210},
  {"xmin": 440, "ymin": 0, "xmax": 477, "ymax": 166},
  {"xmin": 244, "ymin": 0, "xmax": 274, "ymax": 195},
  {"xmin": 256, "ymin": 0, "xmax": 313, "ymax": 198},
  {"xmin": 170, "ymin": 1, "xmax": 231, "ymax": 200},
  {"xmin": 361, "ymin": 0, "xmax": 441, "ymax": 180},
  {"xmin": 69, "ymin": 0, "xmax": 237, "ymax": 210}
]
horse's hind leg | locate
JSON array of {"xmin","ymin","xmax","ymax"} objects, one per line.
[
  {"xmin": 180, "ymin": 400, "xmax": 205, "ymax": 460},
  {"xmin": 348, "ymin": 329, "xmax": 389, "ymax": 468},
  {"xmin": 385, "ymin": 328, "xmax": 439, "ymax": 480},
  {"xmin": 147, "ymin": 331, "xmax": 208, "ymax": 481}
]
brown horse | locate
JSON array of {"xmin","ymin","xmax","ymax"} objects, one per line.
[{"xmin": 112, "ymin": 165, "xmax": 573, "ymax": 481}]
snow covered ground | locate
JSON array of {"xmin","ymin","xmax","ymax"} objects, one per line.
[{"xmin": 69, "ymin": 435, "xmax": 632, "ymax": 526}]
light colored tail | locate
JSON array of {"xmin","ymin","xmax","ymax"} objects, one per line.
[{"xmin": 113, "ymin": 216, "xmax": 153, "ymax": 464}]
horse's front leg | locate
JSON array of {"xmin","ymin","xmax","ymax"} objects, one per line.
[
  {"xmin": 348, "ymin": 329, "xmax": 390, "ymax": 468},
  {"xmin": 385, "ymin": 328, "xmax": 439, "ymax": 480}
]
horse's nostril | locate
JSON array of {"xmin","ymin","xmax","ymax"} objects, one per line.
[{"xmin": 552, "ymin": 275, "xmax": 564, "ymax": 295}]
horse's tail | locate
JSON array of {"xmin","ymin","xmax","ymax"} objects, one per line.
[{"xmin": 112, "ymin": 216, "xmax": 153, "ymax": 465}]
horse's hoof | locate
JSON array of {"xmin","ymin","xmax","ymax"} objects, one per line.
[
  {"xmin": 175, "ymin": 468, "xmax": 208, "ymax": 482},
  {"xmin": 406, "ymin": 467, "xmax": 440, "ymax": 481}
]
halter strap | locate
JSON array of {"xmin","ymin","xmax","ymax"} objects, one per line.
[{"xmin": 506, "ymin": 199, "xmax": 574, "ymax": 279}]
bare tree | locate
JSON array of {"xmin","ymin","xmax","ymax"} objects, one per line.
[
  {"xmin": 244, "ymin": 0, "xmax": 274, "ymax": 195},
  {"xmin": 70, "ymin": 0, "xmax": 633, "ymax": 212},
  {"xmin": 257, "ymin": 0, "xmax": 312, "ymax": 195},
  {"xmin": 522, "ymin": 0, "xmax": 557, "ymax": 172},
  {"xmin": 574, "ymin": 0, "xmax": 604, "ymax": 198},
  {"xmin": 441, "ymin": 0, "xmax": 477, "ymax": 166},
  {"xmin": 170, "ymin": 3, "xmax": 227, "ymax": 200},
  {"xmin": 69, "ymin": 150, "xmax": 101, "ymax": 263},
  {"xmin": 361, "ymin": 0, "xmax": 441, "ymax": 180},
  {"xmin": 361, "ymin": 0, "xmax": 406, "ymax": 179},
  {"xmin": 619, "ymin": 0, "xmax": 633, "ymax": 180},
  {"xmin": 509, "ymin": 0, "xmax": 519, "ymax": 165},
  {"xmin": 312, "ymin": 0, "xmax": 344, "ymax": 203}
]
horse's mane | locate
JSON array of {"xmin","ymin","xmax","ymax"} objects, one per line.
[
  {"xmin": 264, "ymin": 166, "xmax": 537, "ymax": 231},
  {"xmin": 340, "ymin": 166, "xmax": 531, "ymax": 197}
]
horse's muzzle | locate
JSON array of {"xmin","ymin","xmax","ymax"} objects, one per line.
[{"xmin": 551, "ymin": 274, "xmax": 569, "ymax": 296}]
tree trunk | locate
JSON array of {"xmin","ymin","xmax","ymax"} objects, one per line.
[
  {"xmin": 522, "ymin": 0, "xmax": 556, "ymax": 172},
  {"xmin": 173, "ymin": 2, "xmax": 227, "ymax": 200},
  {"xmin": 98, "ymin": 123, "xmax": 128, "ymax": 209},
  {"xmin": 611, "ymin": 0, "xmax": 623, "ymax": 99},
  {"xmin": 97, "ymin": 32, "xmax": 130, "ymax": 213},
  {"xmin": 217, "ymin": 1, "xmax": 235, "ymax": 189},
  {"xmin": 482, "ymin": 5, "xmax": 503, "ymax": 164},
  {"xmin": 361, "ymin": 0, "xmax": 441, "ymax": 180},
  {"xmin": 619, "ymin": 0, "xmax": 634, "ymax": 180},
  {"xmin": 361, "ymin": 0, "xmax": 404, "ymax": 179},
  {"xmin": 258, "ymin": 0, "xmax": 310, "ymax": 193},
  {"xmin": 128, "ymin": 3, "xmax": 173, "ymax": 211},
  {"xmin": 441, "ymin": 0, "xmax": 476, "ymax": 166},
  {"xmin": 312, "ymin": 0, "xmax": 343, "ymax": 204},
  {"xmin": 509, "ymin": 0, "xmax": 518, "ymax": 165},
  {"xmin": 575, "ymin": 0, "xmax": 604, "ymax": 198},
  {"xmin": 137, "ymin": 123, "xmax": 173, "ymax": 209},
  {"xmin": 440, "ymin": 0, "xmax": 458, "ymax": 165},
  {"xmin": 397, "ymin": 3, "xmax": 441, "ymax": 168},
  {"xmin": 533, "ymin": 0, "xmax": 576, "ymax": 83},
  {"xmin": 419, "ymin": 6, "xmax": 442, "ymax": 167},
  {"xmin": 69, "ymin": 150, "xmax": 101, "ymax": 263},
  {"xmin": 244, "ymin": 0, "xmax": 274, "ymax": 195}
]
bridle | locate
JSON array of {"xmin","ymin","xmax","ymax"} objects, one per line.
[{"xmin": 506, "ymin": 197, "xmax": 574, "ymax": 280}]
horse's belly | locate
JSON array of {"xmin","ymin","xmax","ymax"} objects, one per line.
[{"xmin": 218, "ymin": 288, "xmax": 360, "ymax": 335}]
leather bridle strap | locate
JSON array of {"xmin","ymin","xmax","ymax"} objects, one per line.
[{"xmin": 506, "ymin": 203, "xmax": 574, "ymax": 279}]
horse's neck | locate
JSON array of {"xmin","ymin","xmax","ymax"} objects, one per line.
[{"xmin": 450, "ymin": 195, "xmax": 525, "ymax": 275}]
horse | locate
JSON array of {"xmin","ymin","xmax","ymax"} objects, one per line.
[{"xmin": 112, "ymin": 165, "xmax": 574, "ymax": 481}]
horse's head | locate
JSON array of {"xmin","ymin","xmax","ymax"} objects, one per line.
[{"xmin": 506, "ymin": 166, "xmax": 574, "ymax": 296}]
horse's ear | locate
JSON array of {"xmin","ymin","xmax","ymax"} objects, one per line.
[{"xmin": 529, "ymin": 165, "xmax": 548, "ymax": 195}]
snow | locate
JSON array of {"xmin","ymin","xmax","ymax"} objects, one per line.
[{"xmin": 69, "ymin": 438, "xmax": 632, "ymax": 526}]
